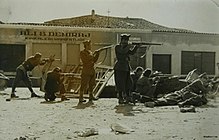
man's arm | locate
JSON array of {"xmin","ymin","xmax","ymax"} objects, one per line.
[
  {"xmin": 80, "ymin": 51, "xmax": 94, "ymax": 64},
  {"xmin": 115, "ymin": 45, "xmax": 130, "ymax": 54},
  {"xmin": 93, "ymin": 51, "xmax": 100, "ymax": 63},
  {"xmin": 128, "ymin": 45, "xmax": 140, "ymax": 55}
]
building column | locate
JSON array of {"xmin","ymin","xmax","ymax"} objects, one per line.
[
  {"xmin": 26, "ymin": 41, "xmax": 33, "ymax": 58},
  {"xmin": 146, "ymin": 50, "xmax": 152, "ymax": 69},
  {"xmin": 62, "ymin": 43, "xmax": 67, "ymax": 66},
  {"xmin": 110, "ymin": 47, "xmax": 115, "ymax": 66},
  {"xmin": 79, "ymin": 43, "xmax": 84, "ymax": 64}
]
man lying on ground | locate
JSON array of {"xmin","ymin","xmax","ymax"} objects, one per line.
[{"xmin": 144, "ymin": 73, "xmax": 211, "ymax": 107}]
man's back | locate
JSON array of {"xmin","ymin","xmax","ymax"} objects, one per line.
[{"xmin": 44, "ymin": 71, "xmax": 60, "ymax": 92}]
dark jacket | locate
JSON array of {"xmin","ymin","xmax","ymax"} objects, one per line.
[
  {"xmin": 44, "ymin": 71, "xmax": 61, "ymax": 93},
  {"xmin": 114, "ymin": 44, "xmax": 138, "ymax": 71}
]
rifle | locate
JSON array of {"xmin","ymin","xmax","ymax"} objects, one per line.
[
  {"xmin": 95, "ymin": 45, "xmax": 114, "ymax": 53},
  {"xmin": 42, "ymin": 58, "xmax": 61, "ymax": 62},
  {"xmin": 131, "ymin": 42, "xmax": 163, "ymax": 47},
  {"xmin": 131, "ymin": 42, "xmax": 163, "ymax": 58}
]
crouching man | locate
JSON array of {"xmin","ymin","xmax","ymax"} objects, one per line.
[{"xmin": 44, "ymin": 67, "xmax": 69, "ymax": 101}]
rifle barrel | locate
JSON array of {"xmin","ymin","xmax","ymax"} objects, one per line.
[
  {"xmin": 131, "ymin": 42, "xmax": 163, "ymax": 46},
  {"xmin": 97, "ymin": 45, "xmax": 114, "ymax": 52},
  {"xmin": 43, "ymin": 58, "xmax": 61, "ymax": 61}
]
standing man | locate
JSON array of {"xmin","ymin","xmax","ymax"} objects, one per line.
[
  {"xmin": 114, "ymin": 34, "xmax": 140, "ymax": 104},
  {"xmin": 11, "ymin": 52, "xmax": 46, "ymax": 98},
  {"xmin": 79, "ymin": 40, "xmax": 100, "ymax": 103}
]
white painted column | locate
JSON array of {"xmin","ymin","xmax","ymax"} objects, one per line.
[
  {"xmin": 26, "ymin": 41, "xmax": 32, "ymax": 58},
  {"xmin": 146, "ymin": 50, "xmax": 152, "ymax": 69},
  {"xmin": 62, "ymin": 43, "xmax": 67, "ymax": 66}
]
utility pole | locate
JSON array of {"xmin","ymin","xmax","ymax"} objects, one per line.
[{"xmin": 107, "ymin": 9, "xmax": 110, "ymax": 27}]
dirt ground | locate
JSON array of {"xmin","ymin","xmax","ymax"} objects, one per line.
[{"xmin": 0, "ymin": 88, "xmax": 219, "ymax": 140}]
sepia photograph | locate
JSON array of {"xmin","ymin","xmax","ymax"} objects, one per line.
[{"xmin": 0, "ymin": 0, "xmax": 219, "ymax": 139}]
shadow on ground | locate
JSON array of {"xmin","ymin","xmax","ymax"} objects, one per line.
[{"xmin": 73, "ymin": 101, "xmax": 95, "ymax": 109}]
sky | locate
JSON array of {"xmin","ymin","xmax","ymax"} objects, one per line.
[{"xmin": 0, "ymin": 0, "xmax": 218, "ymax": 33}]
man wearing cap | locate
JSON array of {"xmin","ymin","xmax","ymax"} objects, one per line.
[
  {"xmin": 44, "ymin": 67, "xmax": 69, "ymax": 101},
  {"xmin": 136, "ymin": 68, "xmax": 157, "ymax": 99},
  {"xmin": 11, "ymin": 52, "xmax": 47, "ymax": 98},
  {"xmin": 114, "ymin": 34, "xmax": 140, "ymax": 104},
  {"xmin": 79, "ymin": 40, "xmax": 100, "ymax": 103},
  {"xmin": 131, "ymin": 66, "xmax": 144, "ymax": 92}
]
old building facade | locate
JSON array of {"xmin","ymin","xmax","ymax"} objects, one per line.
[{"xmin": 0, "ymin": 13, "xmax": 219, "ymax": 77}]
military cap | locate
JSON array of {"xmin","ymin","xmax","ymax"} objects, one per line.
[
  {"xmin": 120, "ymin": 34, "xmax": 131, "ymax": 39},
  {"xmin": 143, "ymin": 68, "xmax": 152, "ymax": 77},
  {"xmin": 83, "ymin": 40, "xmax": 91, "ymax": 45},
  {"xmin": 34, "ymin": 52, "xmax": 42, "ymax": 58},
  {"xmin": 53, "ymin": 67, "xmax": 61, "ymax": 73}
]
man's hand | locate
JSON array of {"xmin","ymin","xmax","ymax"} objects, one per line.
[
  {"xmin": 49, "ymin": 55, "xmax": 55, "ymax": 62},
  {"xmin": 40, "ymin": 59, "xmax": 47, "ymax": 65},
  {"xmin": 135, "ymin": 44, "xmax": 141, "ymax": 48}
]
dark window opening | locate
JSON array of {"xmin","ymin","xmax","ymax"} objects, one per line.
[
  {"xmin": 181, "ymin": 51, "xmax": 215, "ymax": 75},
  {"xmin": 0, "ymin": 44, "xmax": 25, "ymax": 72},
  {"xmin": 152, "ymin": 54, "xmax": 171, "ymax": 74}
]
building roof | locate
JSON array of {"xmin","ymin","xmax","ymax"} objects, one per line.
[
  {"xmin": 0, "ymin": 10, "xmax": 217, "ymax": 35},
  {"xmin": 45, "ymin": 13, "xmax": 194, "ymax": 33}
]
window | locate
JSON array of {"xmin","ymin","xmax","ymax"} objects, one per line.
[
  {"xmin": 181, "ymin": 51, "xmax": 215, "ymax": 75},
  {"xmin": 153, "ymin": 54, "xmax": 171, "ymax": 74}
]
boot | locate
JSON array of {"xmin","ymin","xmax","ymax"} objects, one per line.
[
  {"xmin": 44, "ymin": 93, "xmax": 49, "ymax": 101},
  {"xmin": 124, "ymin": 96, "xmax": 131, "ymax": 104},
  {"xmin": 89, "ymin": 92, "xmax": 98, "ymax": 101},
  {"xmin": 131, "ymin": 92, "xmax": 142, "ymax": 104},
  {"xmin": 61, "ymin": 96, "xmax": 70, "ymax": 101},
  {"xmin": 118, "ymin": 98, "xmax": 125, "ymax": 104},
  {"xmin": 50, "ymin": 94, "xmax": 56, "ymax": 101},
  {"xmin": 11, "ymin": 93, "xmax": 19, "ymax": 98},
  {"xmin": 79, "ymin": 92, "xmax": 86, "ymax": 103},
  {"xmin": 129, "ymin": 95, "xmax": 137, "ymax": 105},
  {"xmin": 118, "ymin": 92, "xmax": 125, "ymax": 104}
]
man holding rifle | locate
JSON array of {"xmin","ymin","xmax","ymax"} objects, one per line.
[
  {"xmin": 11, "ymin": 52, "xmax": 47, "ymax": 98},
  {"xmin": 114, "ymin": 34, "xmax": 140, "ymax": 104},
  {"xmin": 79, "ymin": 40, "xmax": 100, "ymax": 103}
]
